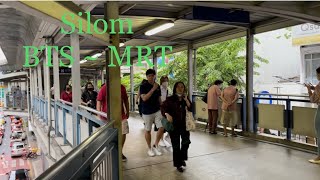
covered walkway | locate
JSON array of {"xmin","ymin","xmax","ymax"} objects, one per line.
[
  {"xmin": 0, "ymin": 1, "xmax": 320, "ymax": 180},
  {"xmin": 123, "ymin": 115, "xmax": 319, "ymax": 180}
]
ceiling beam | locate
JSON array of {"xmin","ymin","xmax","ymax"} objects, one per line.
[
  {"xmin": 120, "ymin": 4, "xmax": 136, "ymax": 14},
  {"xmin": 152, "ymin": 1, "xmax": 320, "ymax": 24}
]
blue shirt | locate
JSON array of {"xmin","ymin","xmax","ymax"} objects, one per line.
[{"xmin": 139, "ymin": 82, "xmax": 161, "ymax": 115}]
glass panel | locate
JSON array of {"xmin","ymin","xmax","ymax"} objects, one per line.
[
  {"xmin": 305, "ymin": 54, "xmax": 312, "ymax": 59},
  {"xmin": 312, "ymin": 53, "xmax": 320, "ymax": 59}
]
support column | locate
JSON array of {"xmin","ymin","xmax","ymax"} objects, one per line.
[
  {"xmin": 105, "ymin": 2, "xmax": 122, "ymax": 179},
  {"xmin": 53, "ymin": 46, "xmax": 60, "ymax": 135},
  {"xmin": 101, "ymin": 68, "xmax": 105, "ymax": 85},
  {"xmin": 193, "ymin": 49, "xmax": 197, "ymax": 92},
  {"xmin": 38, "ymin": 62, "xmax": 43, "ymax": 97},
  {"xmin": 187, "ymin": 43, "xmax": 193, "ymax": 101},
  {"xmin": 71, "ymin": 33, "xmax": 81, "ymax": 147},
  {"xmin": 130, "ymin": 65, "xmax": 134, "ymax": 111},
  {"xmin": 153, "ymin": 53, "xmax": 157, "ymax": 79},
  {"xmin": 33, "ymin": 69, "xmax": 38, "ymax": 101},
  {"xmin": 29, "ymin": 68, "xmax": 33, "ymax": 122},
  {"xmin": 246, "ymin": 28, "xmax": 254, "ymax": 132},
  {"xmin": 26, "ymin": 76, "xmax": 30, "ymax": 120},
  {"xmin": 45, "ymin": 38, "xmax": 53, "ymax": 158}
]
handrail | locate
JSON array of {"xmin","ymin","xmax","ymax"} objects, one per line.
[
  {"xmin": 36, "ymin": 120, "xmax": 117, "ymax": 180},
  {"xmin": 78, "ymin": 105, "xmax": 108, "ymax": 119},
  {"xmin": 58, "ymin": 99, "xmax": 73, "ymax": 106},
  {"xmin": 254, "ymin": 93, "xmax": 308, "ymax": 98}
]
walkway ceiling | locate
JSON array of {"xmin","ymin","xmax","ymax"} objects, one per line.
[{"xmin": 1, "ymin": 1, "xmax": 320, "ymax": 71}]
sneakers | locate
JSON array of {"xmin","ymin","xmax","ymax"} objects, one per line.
[
  {"xmin": 147, "ymin": 148, "xmax": 155, "ymax": 157},
  {"xmin": 159, "ymin": 139, "xmax": 166, "ymax": 147},
  {"xmin": 182, "ymin": 161, "xmax": 186, "ymax": 167},
  {"xmin": 153, "ymin": 145, "xmax": 162, "ymax": 156},
  {"xmin": 163, "ymin": 139, "xmax": 172, "ymax": 147},
  {"xmin": 308, "ymin": 159, "xmax": 320, "ymax": 164},
  {"xmin": 176, "ymin": 166, "xmax": 184, "ymax": 173},
  {"xmin": 122, "ymin": 154, "xmax": 127, "ymax": 162}
]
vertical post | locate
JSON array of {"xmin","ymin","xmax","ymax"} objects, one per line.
[
  {"xmin": 130, "ymin": 65, "xmax": 134, "ymax": 111},
  {"xmin": 43, "ymin": 59, "xmax": 47, "ymax": 123},
  {"xmin": 187, "ymin": 43, "xmax": 193, "ymax": 101},
  {"xmin": 38, "ymin": 61, "xmax": 43, "ymax": 97},
  {"xmin": 29, "ymin": 68, "xmax": 34, "ymax": 123},
  {"xmin": 34, "ymin": 69, "xmax": 38, "ymax": 114},
  {"xmin": 26, "ymin": 77, "xmax": 30, "ymax": 121},
  {"xmin": 193, "ymin": 48, "xmax": 197, "ymax": 92},
  {"xmin": 105, "ymin": 2, "xmax": 121, "ymax": 180},
  {"xmin": 246, "ymin": 28, "xmax": 254, "ymax": 132},
  {"xmin": 153, "ymin": 52, "xmax": 157, "ymax": 78},
  {"xmin": 101, "ymin": 68, "xmax": 105, "ymax": 85},
  {"xmin": 71, "ymin": 33, "xmax": 81, "ymax": 147},
  {"xmin": 45, "ymin": 38, "xmax": 53, "ymax": 158},
  {"xmin": 53, "ymin": 46, "xmax": 60, "ymax": 135}
]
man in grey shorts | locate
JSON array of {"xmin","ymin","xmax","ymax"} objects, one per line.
[{"xmin": 140, "ymin": 69, "xmax": 164, "ymax": 157}]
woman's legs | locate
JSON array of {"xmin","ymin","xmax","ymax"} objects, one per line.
[
  {"xmin": 169, "ymin": 130, "xmax": 182, "ymax": 168},
  {"xmin": 181, "ymin": 129, "xmax": 191, "ymax": 162},
  {"xmin": 313, "ymin": 106, "xmax": 320, "ymax": 161}
]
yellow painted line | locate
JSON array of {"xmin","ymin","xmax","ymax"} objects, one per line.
[
  {"xmin": 20, "ymin": 1, "xmax": 108, "ymax": 43},
  {"xmin": 292, "ymin": 34, "xmax": 320, "ymax": 46}
]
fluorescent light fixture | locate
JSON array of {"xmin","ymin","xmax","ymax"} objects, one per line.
[
  {"xmin": 0, "ymin": 46, "xmax": 8, "ymax": 66},
  {"xmin": 80, "ymin": 60, "xmax": 87, "ymax": 64},
  {"xmin": 145, "ymin": 22, "xmax": 174, "ymax": 36},
  {"xmin": 92, "ymin": 52, "xmax": 102, "ymax": 58},
  {"xmin": 120, "ymin": 43, "xmax": 125, "ymax": 47}
]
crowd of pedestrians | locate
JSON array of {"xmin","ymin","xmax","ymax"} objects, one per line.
[{"xmin": 55, "ymin": 65, "xmax": 320, "ymax": 170}]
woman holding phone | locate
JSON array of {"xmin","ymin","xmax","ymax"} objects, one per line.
[{"xmin": 305, "ymin": 67, "xmax": 320, "ymax": 164}]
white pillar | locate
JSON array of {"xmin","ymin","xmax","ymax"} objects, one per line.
[
  {"xmin": 34, "ymin": 69, "xmax": 38, "ymax": 98},
  {"xmin": 153, "ymin": 53, "xmax": 157, "ymax": 72},
  {"xmin": 45, "ymin": 39, "xmax": 53, "ymax": 157},
  {"xmin": 38, "ymin": 61, "xmax": 43, "ymax": 97},
  {"xmin": 53, "ymin": 47, "xmax": 60, "ymax": 99},
  {"xmin": 71, "ymin": 33, "xmax": 81, "ymax": 147},
  {"xmin": 187, "ymin": 43, "xmax": 193, "ymax": 101}
]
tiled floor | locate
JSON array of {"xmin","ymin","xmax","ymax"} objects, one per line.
[{"xmin": 123, "ymin": 114, "xmax": 320, "ymax": 180}]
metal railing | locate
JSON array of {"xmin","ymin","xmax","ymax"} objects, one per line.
[
  {"xmin": 192, "ymin": 92, "xmax": 318, "ymax": 146},
  {"xmin": 36, "ymin": 121, "xmax": 118, "ymax": 180},
  {"xmin": 32, "ymin": 95, "xmax": 118, "ymax": 179}
]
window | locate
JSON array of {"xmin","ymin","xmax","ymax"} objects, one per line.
[{"xmin": 305, "ymin": 53, "xmax": 320, "ymax": 84}]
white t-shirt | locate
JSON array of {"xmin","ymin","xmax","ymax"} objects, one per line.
[{"xmin": 160, "ymin": 85, "xmax": 168, "ymax": 102}]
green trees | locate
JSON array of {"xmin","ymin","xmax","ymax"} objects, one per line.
[
  {"xmin": 158, "ymin": 37, "xmax": 268, "ymax": 92},
  {"xmin": 121, "ymin": 37, "xmax": 268, "ymax": 92}
]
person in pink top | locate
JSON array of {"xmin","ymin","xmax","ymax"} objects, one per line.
[
  {"xmin": 207, "ymin": 80, "xmax": 223, "ymax": 134},
  {"xmin": 220, "ymin": 79, "xmax": 239, "ymax": 137}
]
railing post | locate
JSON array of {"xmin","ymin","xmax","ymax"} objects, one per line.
[
  {"xmin": 241, "ymin": 96, "xmax": 246, "ymax": 131},
  {"xmin": 55, "ymin": 102, "xmax": 59, "ymax": 135},
  {"xmin": 112, "ymin": 131, "xmax": 119, "ymax": 180},
  {"xmin": 286, "ymin": 99, "xmax": 292, "ymax": 140},
  {"xmin": 63, "ymin": 108, "xmax": 67, "ymax": 145},
  {"xmin": 252, "ymin": 97, "xmax": 258, "ymax": 133},
  {"xmin": 77, "ymin": 113, "xmax": 81, "ymax": 145}
]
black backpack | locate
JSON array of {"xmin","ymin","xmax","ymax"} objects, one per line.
[{"xmin": 202, "ymin": 89, "xmax": 208, "ymax": 103}]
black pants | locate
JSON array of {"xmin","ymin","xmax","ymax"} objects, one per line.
[{"xmin": 169, "ymin": 127, "xmax": 191, "ymax": 167}]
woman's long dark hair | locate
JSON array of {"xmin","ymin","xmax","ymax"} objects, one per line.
[
  {"xmin": 85, "ymin": 82, "xmax": 93, "ymax": 91},
  {"xmin": 172, "ymin": 81, "xmax": 187, "ymax": 96}
]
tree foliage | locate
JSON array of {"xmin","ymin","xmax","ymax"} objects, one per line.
[{"xmin": 157, "ymin": 37, "xmax": 268, "ymax": 92}]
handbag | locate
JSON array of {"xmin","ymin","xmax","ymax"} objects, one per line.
[
  {"xmin": 161, "ymin": 117, "xmax": 174, "ymax": 132},
  {"xmin": 185, "ymin": 107, "xmax": 196, "ymax": 131}
]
